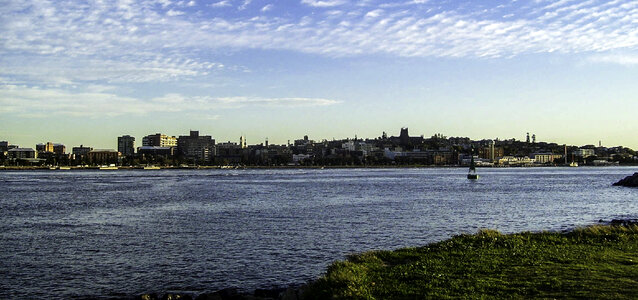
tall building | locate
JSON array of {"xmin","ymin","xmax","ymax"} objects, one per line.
[
  {"xmin": 36, "ymin": 142, "xmax": 54, "ymax": 153},
  {"xmin": 142, "ymin": 133, "xmax": 177, "ymax": 147},
  {"xmin": 399, "ymin": 127, "xmax": 410, "ymax": 146},
  {"xmin": 117, "ymin": 135, "xmax": 135, "ymax": 157},
  {"xmin": 177, "ymin": 130, "xmax": 215, "ymax": 163},
  {"xmin": 240, "ymin": 136, "xmax": 247, "ymax": 149},
  {"xmin": 393, "ymin": 127, "xmax": 424, "ymax": 148},
  {"xmin": 72, "ymin": 145, "xmax": 93, "ymax": 157},
  {"xmin": 53, "ymin": 144, "xmax": 66, "ymax": 155}
]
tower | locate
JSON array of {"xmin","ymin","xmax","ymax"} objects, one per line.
[
  {"xmin": 490, "ymin": 140, "xmax": 495, "ymax": 162},
  {"xmin": 526, "ymin": 132, "xmax": 530, "ymax": 143},
  {"xmin": 117, "ymin": 135, "xmax": 135, "ymax": 157},
  {"xmin": 240, "ymin": 136, "xmax": 246, "ymax": 149},
  {"xmin": 400, "ymin": 127, "xmax": 410, "ymax": 146}
]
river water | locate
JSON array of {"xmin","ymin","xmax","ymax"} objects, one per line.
[{"xmin": 1, "ymin": 167, "xmax": 637, "ymax": 298}]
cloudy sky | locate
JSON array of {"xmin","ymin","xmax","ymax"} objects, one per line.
[{"xmin": 1, "ymin": 0, "xmax": 637, "ymax": 149}]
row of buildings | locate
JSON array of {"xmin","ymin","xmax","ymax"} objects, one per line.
[{"xmin": 1, "ymin": 128, "xmax": 636, "ymax": 166}]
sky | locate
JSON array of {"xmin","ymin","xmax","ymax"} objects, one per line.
[{"xmin": 1, "ymin": 0, "xmax": 637, "ymax": 149}]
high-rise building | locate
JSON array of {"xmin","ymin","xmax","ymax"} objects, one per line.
[
  {"xmin": 142, "ymin": 133, "xmax": 177, "ymax": 148},
  {"xmin": 177, "ymin": 130, "xmax": 215, "ymax": 162},
  {"xmin": 117, "ymin": 135, "xmax": 135, "ymax": 157},
  {"xmin": 36, "ymin": 142, "xmax": 54, "ymax": 153},
  {"xmin": 0, "ymin": 141, "xmax": 9, "ymax": 153},
  {"xmin": 53, "ymin": 144, "xmax": 66, "ymax": 155},
  {"xmin": 240, "ymin": 136, "xmax": 247, "ymax": 149},
  {"xmin": 72, "ymin": 145, "xmax": 93, "ymax": 159}
]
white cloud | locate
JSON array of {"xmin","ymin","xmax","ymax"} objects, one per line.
[
  {"xmin": 166, "ymin": 9, "xmax": 184, "ymax": 16},
  {"xmin": 261, "ymin": 4, "xmax": 274, "ymax": 12},
  {"xmin": 301, "ymin": 0, "xmax": 348, "ymax": 7},
  {"xmin": 210, "ymin": 1, "xmax": 231, "ymax": 7},
  {"xmin": 239, "ymin": 0, "xmax": 252, "ymax": 10},
  {"xmin": 365, "ymin": 9, "xmax": 383, "ymax": 18},
  {"xmin": 0, "ymin": 84, "xmax": 341, "ymax": 118},
  {"xmin": 1, "ymin": 0, "xmax": 637, "ymax": 88},
  {"xmin": 215, "ymin": 96, "xmax": 340, "ymax": 107},
  {"xmin": 589, "ymin": 54, "xmax": 638, "ymax": 65},
  {"xmin": 1, "ymin": 54, "xmax": 222, "ymax": 85}
]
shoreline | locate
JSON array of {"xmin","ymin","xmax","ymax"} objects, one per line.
[
  {"xmin": 130, "ymin": 220, "xmax": 638, "ymax": 300},
  {"xmin": 1, "ymin": 164, "xmax": 636, "ymax": 171}
]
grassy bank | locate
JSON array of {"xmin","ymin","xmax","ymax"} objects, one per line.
[{"xmin": 304, "ymin": 225, "xmax": 638, "ymax": 299}]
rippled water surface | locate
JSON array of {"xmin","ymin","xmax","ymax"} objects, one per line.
[{"xmin": 1, "ymin": 167, "xmax": 637, "ymax": 298}]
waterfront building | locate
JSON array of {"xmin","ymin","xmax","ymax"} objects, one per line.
[
  {"xmin": 36, "ymin": 142, "xmax": 54, "ymax": 153},
  {"xmin": 7, "ymin": 148, "xmax": 37, "ymax": 159},
  {"xmin": 390, "ymin": 127, "xmax": 424, "ymax": 148},
  {"xmin": 497, "ymin": 156, "xmax": 535, "ymax": 166},
  {"xmin": 0, "ymin": 141, "xmax": 8, "ymax": 153},
  {"xmin": 72, "ymin": 145, "xmax": 93, "ymax": 157},
  {"xmin": 177, "ymin": 131, "xmax": 215, "ymax": 163},
  {"xmin": 240, "ymin": 136, "xmax": 247, "ymax": 149},
  {"xmin": 117, "ymin": 135, "xmax": 135, "ymax": 157},
  {"xmin": 142, "ymin": 133, "xmax": 177, "ymax": 148},
  {"xmin": 53, "ymin": 144, "xmax": 66, "ymax": 155},
  {"xmin": 478, "ymin": 145, "xmax": 504, "ymax": 161},
  {"xmin": 87, "ymin": 149, "xmax": 119, "ymax": 165},
  {"xmin": 137, "ymin": 146, "xmax": 174, "ymax": 157},
  {"xmin": 216, "ymin": 142, "xmax": 244, "ymax": 164},
  {"xmin": 292, "ymin": 154, "xmax": 313, "ymax": 165},
  {"xmin": 573, "ymin": 148, "xmax": 595, "ymax": 158},
  {"xmin": 530, "ymin": 153, "xmax": 563, "ymax": 164}
]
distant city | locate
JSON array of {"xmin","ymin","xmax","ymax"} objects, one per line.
[{"xmin": 1, "ymin": 128, "xmax": 636, "ymax": 168}]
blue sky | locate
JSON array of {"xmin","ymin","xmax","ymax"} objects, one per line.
[{"xmin": 1, "ymin": 0, "xmax": 637, "ymax": 149}]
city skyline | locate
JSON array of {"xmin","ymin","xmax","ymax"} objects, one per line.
[
  {"xmin": 2, "ymin": 0, "xmax": 638, "ymax": 149},
  {"xmin": 0, "ymin": 128, "xmax": 631, "ymax": 152}
]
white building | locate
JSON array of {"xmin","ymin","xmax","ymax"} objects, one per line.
[{"xmin": 530, "ymin": 153, "xmax": 563, "ymax": 164}]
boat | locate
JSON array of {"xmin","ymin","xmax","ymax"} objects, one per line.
[
  {"xmin": 143, "ymin": 166, "xmax": 161, "ymax": 170},
  {"xmin": 99, "ymin": 164, "xmax": 118, "ymax": 170},
  {"xmin": 467, "ymin": 152, "xmax": 479, "ymax": 180}
]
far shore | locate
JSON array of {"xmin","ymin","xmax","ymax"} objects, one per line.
[{"xmin": 1, "ymin": 164, "xmax": 636, "ymax": 171}]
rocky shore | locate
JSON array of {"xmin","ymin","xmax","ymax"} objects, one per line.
[{"xmin": 613, "ymin": 172, "xmax": 638, "ymax": 187}]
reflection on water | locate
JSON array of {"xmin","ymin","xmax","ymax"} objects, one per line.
[{"xmin": 0, "ymin": 167, "xmax": 637, "ymax": 298}]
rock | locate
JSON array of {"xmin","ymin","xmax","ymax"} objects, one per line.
[
  {"xmin": 162, "ymin": 293, "xmax": 193, "ymax": 300},
  {"xmin": 613, "ymin": 172, "xmax": 638, "ymax": 187},
  {"xmin": 137, "ymin": 293, "xmax": 159, "ymax": 300},
  {"xmin": 610, "ymin": 219, "xmax": 638, "ymax": 226}
]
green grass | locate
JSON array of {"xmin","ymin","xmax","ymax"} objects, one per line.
[{"xmin": 304, "ymin": 225, "xmax": 638, "ymax": 299}]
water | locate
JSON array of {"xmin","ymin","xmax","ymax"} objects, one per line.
[{"xmin": 1, "ymin": 167, "xmax": 637, "ymax": 298}]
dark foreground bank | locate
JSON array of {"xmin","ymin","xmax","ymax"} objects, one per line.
[
  {"xmin": 304, "ymin": 222, "xmax": 638, "ymax": 299},
  {"xmin": 132, "ymin": 222, "xmax": 638, "ymax": 300}
]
